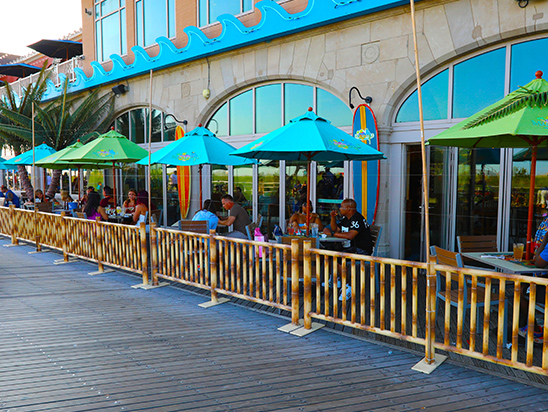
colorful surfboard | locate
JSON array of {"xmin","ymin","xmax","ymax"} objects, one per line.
[
  {"xmin": 175, "ymin": 126, "xmax": 192, "ymax": 219},
  {"xmin": 352, "ymin": 104, "xmax": 380, "ymax": 224}
]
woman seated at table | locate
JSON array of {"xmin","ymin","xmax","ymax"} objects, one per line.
[
  {"xmin": 24, "ymin": 189, "xmax": 48, "ymax": 207},
  {"xmin": 83, "ymin": 191, "xmax": 108, "ymax": 221},
  {"xmin": 123, "ymin": 188, "xmax": 137, "ymax": 214},
  {"xmin": 288, "ymin": 200, "xmax": 323, "ymax": 233},
  {"xmin": 133, "ymin": 190, "xmax": 155, "ymax": 226},
  {"xmin": 192, "ymin": 199, "xmax": 219, "ymax": 231}
]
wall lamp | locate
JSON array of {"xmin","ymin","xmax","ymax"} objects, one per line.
[
  {"xmin": 112, "ymin": 84, "xmax": 129, "ymax": 96},
  {"xmin": 517, "ymin": 0, "xmax": 529, "ymax": 7},
  {"xmin": 164, "ymin": 113, "xmax": 187, "ymax": 128},
  {"xmin": 348, "ymin": 87, "xmax": 372, "ymax": 109}
]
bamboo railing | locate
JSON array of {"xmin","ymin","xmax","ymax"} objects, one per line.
[{"xmin": 1, "ymin": 209, "xmax": 548, "ymax": 376}]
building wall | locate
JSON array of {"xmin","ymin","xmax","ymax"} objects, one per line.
[{"xmin": 84, "ymin": 0, "xmax": 548, "ymax": 256}]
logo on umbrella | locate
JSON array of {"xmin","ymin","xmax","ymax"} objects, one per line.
[
  {"xmin": 94, "ymin": 149, "xmax": 116, "ymax": 158},
  {"xmin": 175, "ymin": 152, "xmax": 199, "ymax": 162},
  {"xmin": 250, "ymin": 140, "xmax": 265, "ymax": 151},
  {"xmin": 532, "ymin": 117, "xmax": 548, "ymax": 127},
  {"xmin": 354, "ymin": 128, "xmax": 375, "ymax": 144}
]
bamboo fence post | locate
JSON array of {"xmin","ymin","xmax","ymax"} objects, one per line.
[
  {"xmin": 96, "ymin": 218, "xmax": 104, "ymax": 272},
  {"xmin": 210, "ymin": 229, "xmax": 218, "ymax": 303},
  {"xmin": 140, "ymin": 222, "xmax": 149, "ymax": 285},
  {"xmin": 425, "ymin": 254, "xmax": 437, "ymax": 363},
  {"xmin": 150, "ymin": 222, "xmax": 158, "ymax": 285},
  {"xmin": 291, "ymin": 239, "xmax": 300, "ymax": 326},
  {"xmin": 61, "ymin": 212, "xmax": 68, "ymax": 261},
  {"xmin": 303, "ymin": 239, "xmax": 312, "ymax": 330},
  {"xmin": 34, "ymin": 211, "xmax": 41, "ymax": 252},
  {"xmin": 10, "ymin": 205, "xmax": 18, "ymax": 245}
]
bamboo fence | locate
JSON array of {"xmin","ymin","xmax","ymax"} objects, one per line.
[{"xmin": 1, "ymin": 208, "xmax": 548, "ymax": 375}]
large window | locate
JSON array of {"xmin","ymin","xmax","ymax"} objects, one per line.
[
  {"xmin": 396, "ymin": 37, "xmax": 548, "ymax": 123},
  {"xmin": 135, "ymin": 0, "xmax": 175, "ymax": 48},
  {"xmin": 207, "ymin": 83, "xmax": 352, "ymax": 137},
  {"xmin": 114, "ymin": 108, "xmax": 176, "ymax": 143},
  {"xmin": 95, "ymin": 0, "xmax": 127, "ymax": 62},
  {"xmin": 199, "ymin": 0, "xmax": 253, "ymax": 27}
]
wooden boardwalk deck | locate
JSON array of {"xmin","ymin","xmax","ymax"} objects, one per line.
[{"xmin": 2, "ymin": 239, "xmax": 548, "ymax": 411}]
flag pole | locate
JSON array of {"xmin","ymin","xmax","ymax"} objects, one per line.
[{"xmin": 409, "ymin": 0, "xmax": 444, "ymax": 373}]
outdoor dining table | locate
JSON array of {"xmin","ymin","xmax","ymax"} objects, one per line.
[{"xmin": 462, "ymin": 252, "xmax": 548, "ymax": 276}]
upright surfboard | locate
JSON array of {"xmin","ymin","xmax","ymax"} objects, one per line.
[
  {"xmin": 175, "ymin": 126, "xmax": 192, "ymax": 219},
  {"xmin": 352, "ymin": 104, "xmax": 380, "ymax": 224}
]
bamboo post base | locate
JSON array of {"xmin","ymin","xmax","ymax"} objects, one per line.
[
  {"xmin": 412, "ymin": 353, "xmax": 447, "ymax": 374},
  {"xmin": 3, "ymin": 244, "xmax": 20, "ymax": 248},
  {"xmin": 88, "ymin": 268, "xmax": 115, "ymax": 275},
  {"xmin": 28, "ymin": 249, "xmax": 50, "ymax": 254},
  {"xmin": 131, "ymin": 281, "xmax": 170, "ymax": 290},
  {"xmin": 278, "ymin": 319, "xmax": 304, "ymax": 333},
  {"xmin": 290, "ymin": 322, "xmax": 325, "ymax": 337},
  {"xmin": 54, "ymin": 257, "xmax": 79, "ymax": 265},
  {"xmin": 198, "ymin": 297, "xmax": 230, "ymax": 308}
]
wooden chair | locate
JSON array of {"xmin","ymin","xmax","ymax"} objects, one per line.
[
  {"xmin": 36, "ymin": 202, "xmax": 54, "ymax": 213},
  {"xmin": 457, "ymin": 235, "xmax": 497, "ymax": 268},
  {"xmin": 178, "ymin": 220, "xmax": 209, "ymax": 234},
  {"xmin": 150, "ymin": 209, "xmax": 162, "ymax": 226},
  {"xmin": 431, "ymin": 246, "xmax": 507, "ymax": 345},
  {"xmin": 245, "ymin": 214, "xmax": 263, "ymax": 240},
  {"xmin": 370, "ymin": 225, "xmax": 382, "ymax": 292}
]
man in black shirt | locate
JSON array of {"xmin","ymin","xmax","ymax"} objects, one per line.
[{"xmin": 323, "ymin": 198, "xmax": 373, "ymax": 300}]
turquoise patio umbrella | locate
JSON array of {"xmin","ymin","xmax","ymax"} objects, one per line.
[
  {"xmin": 0, "ymin": 156, "xmax": 17, "ymax": 170},
  {"xmin": 3, "ymin": 143, "xmax": 56, "ymax": 166},
  {"xmin": 136, "ymin": 125, "xmax": 256, "ymax": 207},
  {"xmin": 231, "ymin": 108, "xmax": 386, "ymax": 234}
]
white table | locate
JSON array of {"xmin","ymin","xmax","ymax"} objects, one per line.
[{"xmin": 462, "ymin": 252, "xmax": 548, "ymax": 276}]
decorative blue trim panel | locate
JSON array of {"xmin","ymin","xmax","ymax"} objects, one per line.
[{"xmin": 42, "ymin": 0, "xmax": 416, "ymax": 100}]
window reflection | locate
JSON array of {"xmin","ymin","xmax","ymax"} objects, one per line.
[
  {"xmin": 258, "ymin": 161, "xmax": 280, "ymax": 235},
  {"xmin": 150, "ymin": 164, "xmax": 163, "ymax": 220},
  {"xmin": 130, "ymin": 109, "xmax": 146, "ymax": 144},
  {"xmin": 164, "ymin": 114, "xmax": 176, "ymax": 141},
  {"xmin": 453, "ymin": 49, "xmax": 505, "ymax": 118},
  {"xmin": 285, "ymin": 161, "xmax": 308, "ymax": 229},
  {"xmin": 396, "ymin": 70, "xmax": 449, "ymax": 123},
  {"xmin": 234, "ymin": 165, "xmax": 253, "ymax": 217},
  {"xmin": 230, "ymin": 90, "xmax": 253, "ymax": 135},
  {"xmin": 211, "ymin": 165, "xmax": 228, "ymax": 213},
  {"xmin": 256, "ymin": 84, "xmax": 281, "ymax": 134},
  {"xmin": 135, "ymin": 0, "xmax": 174, "ymax": 47},
  {"xmin": 284, "ymin": 84, "xmax": 313, "ymax": 124},
  {"xmin": 317, "ymin": 162, "xmax": 344, "ymax": 227},
  {"xmin": 150, "ymin": 109, "xmax": 162, "ymax": 143},
  {"xmin": 317, "ymin": 88, "xmax": 352, "ymax": 127},
  {"xmin": 95, "ymin": 0, "xmax": 126, "ymax": 61},
  {"xmin": 207, "ymin": 102, "xmax": 227, "ymax": 137},
  {"xmin": 456, "ymin": 148, "xmax": 500, "ymax": 238},
  {"xmin": 510, "ymin": 38, "xmax": 548, "ymax": 91},
  {"xmin": 200, "ymin": 0, "xmax": 252, "ymax": 26},
  {"xmin": 166, "ymin": 166, "xmax": 180, "ymax": 226}
]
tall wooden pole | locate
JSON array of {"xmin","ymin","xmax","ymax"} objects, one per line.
[
  {"xmin": 32, "ymin": 103, "xmax": 39, "ymax": 251},
  {"xmin": 148, "ymin": 70, "xmax": 153, "ymax": 218},
  {"xmin": 410, "ymin": 0, "xmax": 435, "ymax": 366}
]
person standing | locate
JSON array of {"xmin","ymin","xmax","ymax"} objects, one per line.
[{"xmin": 217, "ymin": 194, "xmax": 251, "ymax": 239}]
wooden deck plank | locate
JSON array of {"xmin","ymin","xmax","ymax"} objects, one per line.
[{"xmin": 1, "ymin": 239, "xmax": 548, "ymax": 411}]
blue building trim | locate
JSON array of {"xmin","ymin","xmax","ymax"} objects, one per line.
[{"xmin": 43, "ymin": 0, "xmax": 416, "ymax": 100}]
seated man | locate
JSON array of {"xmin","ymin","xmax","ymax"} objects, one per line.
[
  {"xmin": 322, "ymin": 198, "xmax": 372, "ymax": 301},
  {"xmin": 0, "ymin": 185, "xmax": 20, "ymax": 208},
  {"xmin": 217, "ymin": 194, "xmax": 251, "ymax": 239},
  {"xmin": 100, "ymin": 185, "xmax": 115, "ymax": 208}
]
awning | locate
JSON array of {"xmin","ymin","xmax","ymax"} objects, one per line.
[
  {"xmin": 0, "ymin": 63, "xmax": 41, "ymax": 77},
  {"xmin": 27, "ymin": 39, "xmax": 83, "ymax": 61}
]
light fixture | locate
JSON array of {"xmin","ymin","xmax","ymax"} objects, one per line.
[
  {"xmin": 203, "ymin": 89, "xmax": 210, "ymax": 99},
  {"xmin": 85, "ymin": 8, "xmax": 93, "ymax": 16},
  {"xmin": 517, "ymin": 0, "xmax": 529, "ymax": 7},
  {"xmin": 112, "ymin": 84, "xmax": 129, "ymax": 96},
  {"xmin": 164, "ymin": 113, "xmax": 187, "ymax": 128},
  {"xmin": 348, "ymin": 86, "xmax": 372, "ymax": 109}
]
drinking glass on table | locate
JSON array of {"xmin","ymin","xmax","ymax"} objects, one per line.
[
  {"xmin": 310, "ymin": 223, "xmax": 319, "ymax": 237},
  {"xmin": 513, "ymin": 243, "xmax": 524, "ymax": 261}
]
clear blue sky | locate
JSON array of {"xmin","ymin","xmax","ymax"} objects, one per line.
[{"xmin": 0, "ymin": 1, "xmax": 82, "ymax": 56}]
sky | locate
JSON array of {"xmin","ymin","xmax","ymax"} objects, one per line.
[{"xmin": 0, "ymin": 1, "xmax": 82, "ymax": 57}]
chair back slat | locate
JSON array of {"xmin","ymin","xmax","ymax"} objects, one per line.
[
  {"xmin": 370, "ymin": 225, "xmax": 382, "ymax": 256},
  {"xmin": 179, "ymin": 220, "xmax": 208, "ymax": 234},
  {"xmin": 431, "ymin": 246, "xmax": 463, "ymax": 268},
  {"xmin": 457, "ymin": 235, "xmax": 497, "ymax": 253}
]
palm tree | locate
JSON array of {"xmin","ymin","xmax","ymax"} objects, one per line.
[
  {"xmin": 0, "ymin": 61, "xmax": 50, "ymax": 198},
  {"xmin": 0, "ymin": 78, "xmax": 115, "ymax": 198}
]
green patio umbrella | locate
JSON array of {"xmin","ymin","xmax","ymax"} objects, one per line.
[
  {"xmin": 136, "ymin": 125, "xmax": 255, "ymax": 207},
  {"xmin": 36, "ymin": 141, "xmax": 111, "ymax": 200},
  {"xmin": 231, "ymin": 108, "xmax": 386, "ymax": 234},
  {"xmin": 63, "ymin": 129, "xmax": 149, "ymax": 206},
  {"xmin": 428, "ymin": 71, "xmax": 548, "ymax": 257}
]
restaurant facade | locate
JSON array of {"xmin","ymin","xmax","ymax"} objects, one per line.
[{"xmin": 20, "ymin": 0, "xmax": 548, "ymax": 259}]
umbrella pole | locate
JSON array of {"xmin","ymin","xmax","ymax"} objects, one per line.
[
  {"xmin": 306, "ymin": 160, "xmax": 311, "ymax": 237},
  {"xmin": 32, "ymin": 103, "xmax": 38, "ymax": 251},
  {"xmin": 526, "ymin": 145, "xmax": 538, "ymax": 260},
  {"xmin": 112, "ymin": 162, "xmax": 117, "ymax": 208},
  {"xmin": 78, "ymin": 167, "xmax": 81, "ymax": 201},
  {"xmin": 199, "ymin": 164, "xmax": 203, "ymax": 210}
]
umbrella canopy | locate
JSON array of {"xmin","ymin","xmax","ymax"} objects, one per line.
[
  {"xmin": 231, "ymin": 108, "xmax": 386, "ymax": 162},
  {"xmin": 63, "ymin": 129, "xmax": 149, "ymax": 207},
  {"xmin": 0, "ymin": 63, "xmax": 41, "ymax": 78},
  {"xmin": 4, "ymin": 143, "xmax": 56, "ymax": 166},
  {"xmin": 27, "ymin": 39, "xmax": 82, "ymax": 61},
  {"xmin": 0, "ymin": 156, "xmax": 17, "ymax": 170},
  {"xmin": 513, "ymin": 147, "xmax": 548, "ymax": 162},
  {"xmin": 231, "ymin": 108, "xmax": 386, "ymax": 235},
  {"xmin": 63, "ymin": 129, "xmax": 149, "ymax": 164},
  {"xmin": 428, "ymin": 71, "xmax": 548, "ymax": 257},
  {"xmin": 136, "ymin": 125, "xmax": 256, "ymax": 167},
  {"xmin": 137, "ymin": 125, "xmax": 256, "ymax": 207},
  {"xmin": 35, "ymin": 141, "xmax": 110, "ymax": 170}
]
